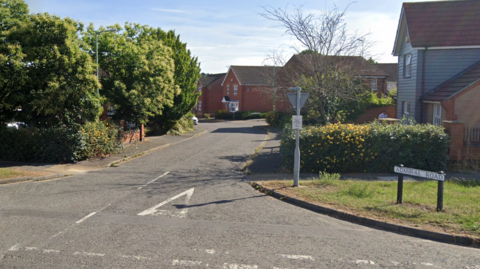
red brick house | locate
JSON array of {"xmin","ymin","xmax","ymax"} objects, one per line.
[
  {"xmin": 194, "ymin": 73, "xmax": 226, "ymax": 117},
  {"xmin": 220, "ymin": 66, "xmax": 291, "ymax": 113},
  {"xmin": 278, "ymin": 54, "xmax": 389, "ymax": 96},
  {"xmin": 375, "ymin": 63, "xmax": 398, "ymax": 95}
]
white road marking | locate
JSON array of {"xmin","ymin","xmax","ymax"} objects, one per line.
[
  {"xmin": 25, "ymin": 247, "xmax": 39, "ymax": 251},
  {"xmin": 73, "ymin": 251, "xmax": 105, "ymax": 257},
  {"xmin": 356, "ymin": 260, "xmax": 375, "ymax": 265},
  {"xmin": 223, "ymin": 263, "xmax": 258, "ymax": 269},
  {"xmin": 43, "ymin": 249, "xmax": 60, "ymax": 254},
  {"xmin": 138, "ymin": 188, "xmax": 194, "ymax": 218},
  {"xmin": 205, "ymin": 249, "xmax": 216, "ymax": 254},
  {"xmin": 76, "ymin": 212, "xmax": 97, "ymax": 224},
  {"xmin": 172, "ymin": 260, "xmax": 202, "ymax": 266},
  {"xmin": 278, "ymin": 254, "xmax": 314, "ymax": 261},
  {"xmin": 8, "ymin": 244, "xmax": 20, "ymax": 251},
  {"xmin": 138, "ymin": 172, "xmax": 170, "ymax": 190},
  {"xmin": 120, "ymin": 255, "xmax": 151, "ymax": 261}
]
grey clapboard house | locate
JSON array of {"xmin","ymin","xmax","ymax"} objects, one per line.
[{"xmin": 392, "ymin": 0, "xmax": 480, "ymax": 127}]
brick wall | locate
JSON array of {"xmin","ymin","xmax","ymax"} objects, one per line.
[{"xmin": 354, "ymin": 106, "xmax": 396, "ymax": 124}]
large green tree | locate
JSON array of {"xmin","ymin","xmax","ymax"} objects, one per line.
[
  {"xmin": 83, "ymin": 23, "xmax": 179, "ymax": 125},
  {"xmin": 0, "ymin": 0, "xmax": 101, "ymax": 126}
]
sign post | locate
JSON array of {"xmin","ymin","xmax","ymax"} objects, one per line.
[
  {"xmin": 288, "ymin": 87, "xmax": 309, "ymax": 187},
  {"xmin": 394, "ymin": 165, "xmax": 446, "ymax": 211}
]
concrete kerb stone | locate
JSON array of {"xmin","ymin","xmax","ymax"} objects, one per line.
[
  {"xmin": 0, "ymin": 173, "xmax": 67, "ymax": 185},
  {"xmin": 249, "ymin": 182, "xmax": 480, "ymax": 249}
]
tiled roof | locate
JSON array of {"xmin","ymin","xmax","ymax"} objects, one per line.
[
  {"xmin": 404, "ymin": 0, "xmax": 480, "ymax": 47},
  {"xmin": 230, "ymin": 66, "xmax": 282, "ymax": 85},
  {"xmin": 199, "ymin": 73, "xmax": 226, "ymax": 87},
  {"xmin": 376, "ymin": 63, "xmax": 398, "ymax": 82},
  {"xmin": 424, "ymin": 60, "xmax": 480, "ymax": 101},
  {"xmin": 283, "ymin": 54, "xmax": 388, "ymax": 77}
]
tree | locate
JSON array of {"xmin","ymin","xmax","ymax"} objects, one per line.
[
  {"xmin": 0, "ymin": 1, "xmax": 101, "ymax": 126},
  {"xmin": 83, "ymin": 23, "xmax": 179, "ymax": 125},
  {"xmin": 125, "ymin": 24, "xmax": 201, "ymax": 129},
  {"xmin": 260, "ymin": 4, "xmax": 373, "ymax": 124}
]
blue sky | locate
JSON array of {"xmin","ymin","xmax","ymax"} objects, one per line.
[{"xmin": 24, "ymin": 0, "xmax": 437, "ymax": 73}]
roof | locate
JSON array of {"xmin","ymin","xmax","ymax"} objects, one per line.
[
  {"xmin": 199, "ymin": 73, "xmax": 226, "ymax": 87},
  {"xmin": 375, "ymin": 63, "xmax": 398, "ymax": 82},
  {"xmin": 222, "ymin": 66, "xmax": 282, "ymax": 86},
  {"xmin": 400, "ymin": 1, "xmax": 480, "ymax": 49},
  {"xmin": 283, "ymin": 54, "xmax": 388, "ymax": 77},
  {"xmin": 423, "ymin": 60, "xmax": 480, "ymax": 101}
]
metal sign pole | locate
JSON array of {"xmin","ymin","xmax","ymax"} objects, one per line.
[
  {"xmin": 437, "ymin": 171, "xmax": 445, "ymax": 211},
  {"xmin": 293, "ymin": 88, "xmax": 301, "ymax": 187}
]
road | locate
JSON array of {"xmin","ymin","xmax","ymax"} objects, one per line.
[{"xmin": 0, "ymin": 120, "xmax": 479, "ymax": 268}]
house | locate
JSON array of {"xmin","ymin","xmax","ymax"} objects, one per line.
[
  {"xmin": 392, "ymin": 0, "xmax": 480, "ymax": 126},
  {"xmin": 220, "ymin": 65, "xmax": 291, "ymax": 113},
  {"xmin": 194, "ymin": 73, "xmax": 226, "ymax": 117},
  {"xmin": 375, "ymin": 63, "xmax": 398, "ymax": 95},
  {"xmin": 279, "ymin": 54, "xmax": 389, "ymax": 96}
]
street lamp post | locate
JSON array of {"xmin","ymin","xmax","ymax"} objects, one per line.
[{"xmin": 95, "ymin": 29, "xmax": 115, "ymax": 95}]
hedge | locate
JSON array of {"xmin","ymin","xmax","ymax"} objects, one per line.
[
  {"xmin": 280, "ymin": 122, "xmax": 450, "ymax": 173},
  {"xmin": 0, "ymin": 121, "xmax": 122, "ymax": 163},
  {"xmin": 214, "ymin": 110, "xmax": 267, "ymax": 120}
]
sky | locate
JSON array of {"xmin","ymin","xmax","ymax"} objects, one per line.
[{"xmin": 24, "ymin": 0, "xmax": 439, "ymax": 74}]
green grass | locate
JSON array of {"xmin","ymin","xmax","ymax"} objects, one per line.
[
  {"xmin": 261, "ymin": 177, "xmax": 480, "ymax": 237},
  {"xmin": 0, "ymin": 168, "xmax": 51, "ymax": 180}
]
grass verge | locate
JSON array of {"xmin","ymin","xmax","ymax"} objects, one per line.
[
  {"xmin": 0, "ymin": 168, "xmax": 52, "ymax": 180},
  {"xmin": 259, "ymin": 177, "xmax": 480, "ymax": 237}
]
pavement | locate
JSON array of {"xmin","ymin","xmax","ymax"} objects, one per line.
[{"xmin": 0, "ymin": 126, "xmax": 208, "ymax": 184}]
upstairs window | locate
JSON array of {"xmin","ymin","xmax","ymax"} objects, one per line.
[
  {"xmin": 404, "ymin": 54, "xmax": 412, "ymax": 78},
  {"xmin": 227, "ymin": 84, "xmax": 230, "ymax": 95},
  {"xmin": 198, "ymin": 86, "xmax": 202, "ymax": 93},
  {"xmin": 234, "ymin": 85, "xmax": 238, "ymax": 95},
  {"xmin": 371, "ymin": 79, "xmax": 377, "ymax": 91}
]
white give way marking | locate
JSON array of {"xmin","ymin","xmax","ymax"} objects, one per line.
[{"xmin": 138, "ymin": 188, "xmax": 194, "ymax": 218}]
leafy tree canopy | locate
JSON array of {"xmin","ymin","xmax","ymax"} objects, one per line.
[{"xmin": 0, "ymin": 1, "xmax": 101, "ymax": 126}]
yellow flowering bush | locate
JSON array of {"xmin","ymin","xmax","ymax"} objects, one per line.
[
  {"xmin": 76, "ymin": 120, "xmax": 123, "ymax": 160},
  {"xmin": 280, "ymin": 122, "xmax": 449, "ymax": 173}
]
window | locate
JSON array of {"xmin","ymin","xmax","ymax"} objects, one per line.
[
  {"xmin": 371, "ymin": 79, "xmax": 377, "ymax": 91},
  {"xmin": 403, "ymin": 101, "xmax": 410, "ymax": 117},
  {"xmin": 433, "ymin": 104, "xmax": 442, "ymax": 126},
  {"xmin": 198, "ymin": 86, "xmax": 201, "ymax": 93},
  {"xmin": 404, "ymin": 54, "xmax": 412, "ymax": 78},
  {"xmin": 198, "ymin": 101, "xmax": 202, "ymax": 111},
  {"xmin": 227, "ymin": 85, "xmax": 230, "ymax": 95},
  {"xmin": 234, "ymin": 85, "xmax": 238, "ymax": 95}
]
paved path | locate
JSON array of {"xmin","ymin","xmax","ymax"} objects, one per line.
[{"xmin": 0, "ymin": 120, "xmax": 479, "ymax": 268}]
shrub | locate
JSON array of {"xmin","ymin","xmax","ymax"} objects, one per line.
[
  {"xmin": 280, "ymin": 122, "xmax": 449, "ymax": 173},
  {"xmin": 266, "ymin": 111, "xmax": 288, "ymax": 127},
  {"xmin": 215, "ymin": 109, "xmax": 232, "ymax": 119},
  {"xmin": 0, "ymin": 121, "xmax": 122, "ymax": 163},
  {"xmin": 167, "ymin": 112, "xmax": 195, "ymax": 135}
]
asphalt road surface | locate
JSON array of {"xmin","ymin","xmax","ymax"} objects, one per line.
[{"xmin": 1, "ymin": 120, "xmax": 479, "ymax": 268}]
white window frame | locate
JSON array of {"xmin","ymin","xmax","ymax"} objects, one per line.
[
  {"xmin": 227, "ymin": 84, "xmax": 230, "ymax": 95},
  {"xmin": 403, "ymin": 101, "xmax": 410, "ymax": 117},
  {"xmin": 198, "ymin": 101, "xmax": 202, "ymax": 111},
  {"xmin": 404, "ymin": 54, "xmax": 412, "ymax": 78},
  {"xmin": 234, "ymin": 85, "xmax": 238, "ymax": 95},
  {"xmin": 198, "ymin": 86, "xmax": 202, "ymax": 93},
  {"xmin": 371, "ymin": 79, "xmax": 378, "ymax": 91},
  {"xmin": 433, "ymin": 104, "xmax": 442, "ymax": 126}
]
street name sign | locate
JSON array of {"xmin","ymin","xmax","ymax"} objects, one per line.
[
  {"xmin": 394, "ymin": 166, "xmax": 445, "ymax": 181},
  {"xmin": 292, "ymin": 115, "xmax": 303, "ymax": 130}
]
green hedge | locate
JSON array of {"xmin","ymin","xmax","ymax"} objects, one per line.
[
  {"xmin": 0, "ymin": 121, "xmax": 122, "ymax": 163},
  {"xmin": 266, "ymin": 111, "xmax": 288, "ymax": 127},
  {"xmin": 214, "ymin": 110, "xmax": 267, "ymax": 120},
  {"xmin": 280, "ymin": 122, "xmax": 450, "ymax": 173}
]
